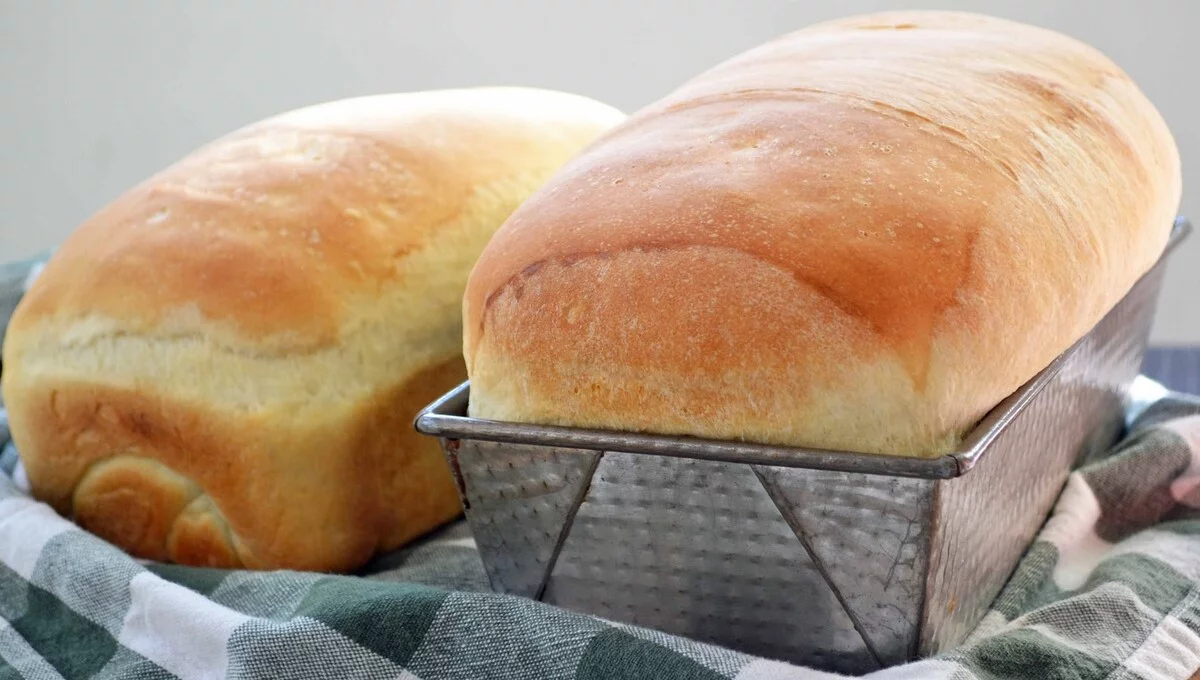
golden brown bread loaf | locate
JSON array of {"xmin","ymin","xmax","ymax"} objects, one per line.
[
  {"xmin": 464, "ymin": 12, "xmax": 1182, "ymax": 457},
  {"xmin": 2, "ymin": 87, "xmax": 624, "ymax": 572}
]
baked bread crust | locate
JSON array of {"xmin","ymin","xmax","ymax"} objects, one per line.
[
  {"xmin": 464, "ymin": 12, "xmax": 1181, "ymax": 457},
  {"xmin": 3, "ymin": 87, "xmax": 625, "ymax": 571}
]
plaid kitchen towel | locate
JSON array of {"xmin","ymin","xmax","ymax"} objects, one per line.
[
  {"xmin": 2, "ymin": 383, "xmax": 1200, "ymax": 680},
  {"xmin": 3, "ymin": 251, "xmax": 1200, "ymax": 680}
]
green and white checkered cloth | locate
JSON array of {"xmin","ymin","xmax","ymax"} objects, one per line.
[{"xmin": 3, "ymin": 254, "xmax": 1200, "ymax": 679}]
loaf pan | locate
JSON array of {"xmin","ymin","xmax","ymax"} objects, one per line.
[{"xmin": 414, "ymin": 217, "xmax": 1191, "ymax": 674}]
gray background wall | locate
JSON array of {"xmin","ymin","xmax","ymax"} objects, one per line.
[{"xmin": 1, "ymin": 0, "xmax": 1195, "ymax": 341}]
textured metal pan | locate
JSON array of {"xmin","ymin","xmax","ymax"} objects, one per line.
[
  {"xmin": 921, "ymin": 237, "xmax": 1171, "ymax": 651},
  {"xmin": 418, "ymin": 218, "xmax": 1190, "ymax": 672}
]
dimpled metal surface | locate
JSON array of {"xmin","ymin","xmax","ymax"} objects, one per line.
[
  {"xmin": 448, "ymin": 439, "xmax": 599, "ymax": 598},
  {"xmin": 755, "ymin": 467, "xmax": 933, "ymax": 665},
  {"xmin": 543, "ymin": 453, "xmax": 880, "ymax": 674}
]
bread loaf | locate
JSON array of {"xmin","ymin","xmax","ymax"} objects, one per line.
[
  {"xmin": 464, "ymin": 12, "xmax": 1181, "ymax": 457},
  {"xmin": 2, "ymin": 87, "xmax": 624, "ymax": 571}
]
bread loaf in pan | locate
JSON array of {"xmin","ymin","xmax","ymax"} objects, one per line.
[
  {"xmin": 464, "ymin": 11, "xmax": 1182, "ymax": 457},
  {"xmin": 2, "ymin": 87, "xmax": 624, "ymax": 572}
]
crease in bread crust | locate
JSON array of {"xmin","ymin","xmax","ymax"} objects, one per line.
[
  {"xmin": 69, "ymin": 454, "xmax": 201, "ymax": 517},
  {"xmin": 70, "ymin": 454, "xmax": 251, "ymax": 568},
  {"xmin": 170, "ymin": 493, "xmax": 248, "ymax": 569}
]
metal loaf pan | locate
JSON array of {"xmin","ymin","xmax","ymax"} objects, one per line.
[{"xmin": 415, "ymin": 218, "xmax": 1192, "ymax": 674}]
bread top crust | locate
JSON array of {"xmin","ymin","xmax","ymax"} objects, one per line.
[
  {"xmin": 10, "ymin": 87, "xmax": 625, "ymax": 355},
  {"xmin": 464, "ymin": 12, "xmax": 1181, "ymax": 456}
]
